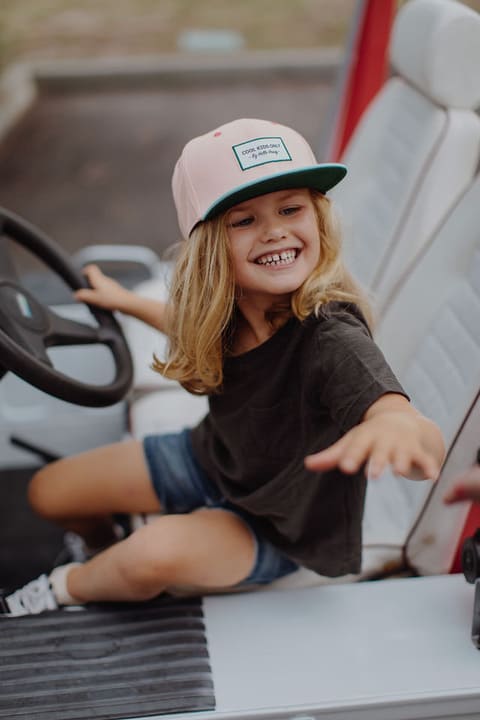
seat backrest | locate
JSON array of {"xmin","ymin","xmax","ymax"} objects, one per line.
[
  {"xmin": 362, "ymin": 171, "xmax": 480, "ymax": 576},
  {"xmin": 329, "ymin": 0, "xmax": 480, "ymax": 311}
]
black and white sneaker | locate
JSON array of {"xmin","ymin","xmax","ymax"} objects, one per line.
[{"xmin": 0, "ymin": 574, "xmax": 58, "ymax": 617}]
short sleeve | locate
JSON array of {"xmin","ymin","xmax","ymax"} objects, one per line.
[{"xmin": 310, "ymin": 308, "xmax": 408, "ymax": 431}]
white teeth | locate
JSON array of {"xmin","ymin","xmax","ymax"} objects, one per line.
[{"xmin": 256, "ymin": 249, "xmax": 297, "ymax": 266}]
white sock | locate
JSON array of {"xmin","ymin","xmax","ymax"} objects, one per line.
[{"xmin": 49, "ymin": 563, "xmax": 82, "ymax": 606}]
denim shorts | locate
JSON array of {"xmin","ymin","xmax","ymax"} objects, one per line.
[{"xmin": 142, "ymin": 429, "xmax": 298, "ymax": 586}]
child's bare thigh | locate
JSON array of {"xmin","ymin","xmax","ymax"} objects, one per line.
[{"xmin": 29, "ymin": 439, "xmax": 161, "ymax": 516}]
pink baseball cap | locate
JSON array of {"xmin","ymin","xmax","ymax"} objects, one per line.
[{"xmin": 172, "ymin": 118, "xmax": 347, "ymax": 237}]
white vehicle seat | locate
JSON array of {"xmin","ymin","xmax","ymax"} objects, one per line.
[
  {"xmin": 363, "ymin": 171, "xmax": 480, "ymax": 578},
  {"xmin": 329, "ymin": 0, "xmax": 480, "ymax": 311}
]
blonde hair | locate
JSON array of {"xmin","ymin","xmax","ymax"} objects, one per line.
[{"xmin": 153, "ymin": 191, "xmax": 372, "ymax": 394}]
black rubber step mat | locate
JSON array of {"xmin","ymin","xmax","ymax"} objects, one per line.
[{"xmin": 0, "ymin": 596, "xmax": 215, "ymax": 720}]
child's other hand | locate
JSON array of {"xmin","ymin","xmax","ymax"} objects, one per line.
[
  {"xmin": 444, "ymin": 466, "xmax": 480, "ymax": 504},
  {"xmin": 74, "ymin": 264, "xmax": 133, "ymax": 313},
  {"xmin": 304, "ymin": 394, "xmax": 444, "ymax": 482}
]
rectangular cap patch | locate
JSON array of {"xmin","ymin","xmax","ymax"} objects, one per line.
[{"xmin": 232, "ymin": 136, "xmax": 292, "ymax": 170}]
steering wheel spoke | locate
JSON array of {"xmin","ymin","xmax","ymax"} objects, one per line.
[
  {"xmin": 45, "ymin": 308, "xmax": 101, "ymax": 347},
  {"xmin": 10, "ymin": 325, "xmax": 53, "ymax": 367}
]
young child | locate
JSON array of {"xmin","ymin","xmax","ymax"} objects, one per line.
[{"xmin": 1, "ymin": 118, "xmax": 445, "ymax": 616}]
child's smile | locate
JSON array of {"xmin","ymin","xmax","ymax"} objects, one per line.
[{"xmin": 254, "ymin": 248, "xmax": 298, "ymax": 267}]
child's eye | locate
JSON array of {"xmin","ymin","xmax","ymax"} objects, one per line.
[
  {"xmin": 229, "ymin": 216, "xmax": 253, "ymax": 228},
  {"xmin": 280, "ymin": 205, "xmax": 301, "ymax": 216}
]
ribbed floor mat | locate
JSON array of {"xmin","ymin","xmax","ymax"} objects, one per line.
[{"xmin": 0, "ymin": 596, "xmax": 215, "ymax": 719}]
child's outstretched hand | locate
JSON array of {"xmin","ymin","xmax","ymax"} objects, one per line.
[
  {"xmin": 444, "ymin": 466, "xmax": 480, "ymax": 504},
  {"xmin": 74, "ymin": 264, "xmax": 134, "ymax": 313},
  {"xmin": 305, "ymin": 393, "xmax": 444, "ymax": 481}
]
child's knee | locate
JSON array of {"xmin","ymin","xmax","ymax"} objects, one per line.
[
  {"xmin": 28, "ymin": 463, "xmax": 62, "ymax": 519},
  {"xmin": 119, "ymin": 518, "xmax": 192, "ymax": 591}
]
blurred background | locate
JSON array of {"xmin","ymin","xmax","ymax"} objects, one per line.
[
  {"xmin": 1, "ymin": 0, "xmax": 480, "ymax": 259},
  {"xmin": 0, "ymin": 1, "xmax": 356, "ymax": 66}
]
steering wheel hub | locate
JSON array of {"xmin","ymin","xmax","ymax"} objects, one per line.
[{"xmin": 0, "ymin": 282, "xmax": 49, "ymax": 333}]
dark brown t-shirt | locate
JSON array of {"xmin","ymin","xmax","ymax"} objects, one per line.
[{"xmin": 190, "ymin": 304, "xmax": 407, "ymax": 576}]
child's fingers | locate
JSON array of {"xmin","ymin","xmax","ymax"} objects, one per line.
[
  {"xmin": 74, "ymin": 288, "xmax": 95, "ymax": 303},
  {"xmin": 337, "ymin": 435, "xmax": 373, "ymax": 473},
  {"xmin": 337, "ymin": 426, "xmax": 386, "ymax": 473},
  {"xmin": 305, "ymin": 431, "xmax": 373, "ymax": 474},
  {"xmin": 388, "ymin": 445, "xmax": 438, "ymax": 480},
  {"xmin": 304, "ymin": 438, "xmax": 346, "ymax": 471},
  {"xmin": 422, "ymin": 457, "xmax": 441, "ymax": 481},
  {"xmin": 74, "ymin": 264, "xmax": 125, "ymax": 309},
  {"xmin": 366, "ymin": 435, "xmax": 416, "ymax": 478},
  {"xmin": 408, "ymin": 446, "xmax": 440, "ymax": 480},
  {"xmin": 81, "ymin": 264, "xmax": 102, "ymax": 282},
  {"xmin": 304, "ymin": 435, "xmax": 360, "ymax": 471},
  {"xmin": 305, "ymin": 426, "xmax": 441, "ymax": 480},
  {"xmin": 366, "ymin": 447, "xmax": 390, "ymax": 479},
  {"xmin": 390, "ymin": 448, "xmax": 411, "ymax": 477}
]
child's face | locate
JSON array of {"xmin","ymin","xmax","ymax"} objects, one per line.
[{"xmin": 226, "ymin": 188, "xmax": 320, "ymax": 310}]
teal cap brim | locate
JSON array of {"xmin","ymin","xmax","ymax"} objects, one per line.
[{"xmin": 202, "ymin": 163, "xmax": 347, "ymax": 221}]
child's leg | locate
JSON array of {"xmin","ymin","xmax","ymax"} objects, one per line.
[
  {"xmin": 65, "ymin": 508, "xmax": 256, "ymax": 603},
  {"xmin": 28, "ymin": 440, "xmax": 161, "ymax": 549}
]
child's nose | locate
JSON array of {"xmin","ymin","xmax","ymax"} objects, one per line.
[{"xmin": 262, "ymin": 220, "xmax": 287, "ymax": 242}]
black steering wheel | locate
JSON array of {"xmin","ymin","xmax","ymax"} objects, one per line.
[{"xmin": 0, "ymin": 207, "xmax": 133, "ymax": 407}]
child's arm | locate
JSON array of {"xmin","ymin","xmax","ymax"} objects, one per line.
[
  {"xmin": 305, "ymin": 393, "xmax": 445, "ymax": 481},
  {"xmin": 444, "ymin": 465, "xmax": 480, "ymax": 504},
  {"xmin": 74, "ymin": 264, "xmax": 168, "ymax": 334}
]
